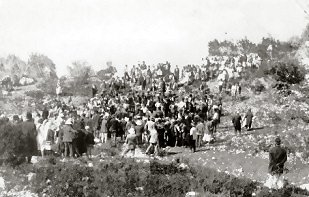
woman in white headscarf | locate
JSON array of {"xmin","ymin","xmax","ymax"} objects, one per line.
[{"xmin": 121, "ymin": 128, "xmax": 137, "ymax": 158}]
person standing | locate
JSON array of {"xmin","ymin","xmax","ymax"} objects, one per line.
[
  {"xmin": 212, "ymin": 107, "xmax": 220, "ymax": 133},
  {"xmin": 267, "ymin": 137, "xmax": 287, "ymax": 189},
  {"xmin": 21, "ymin": 112, "xmax": 38, "ymax": 163},
  {"xmin": 244, "ymin": 108, "xmax": 253, "ymax": 131},
  {"xmin": 232, "ymin": 111, "xmax": 242, "ymax": 135},
  {"xmin": 196, "ymin": 119, "xmax": 204, "ymax": 148},
  {"xmin": 189, "ymin": 123, "xmax": 197, "ymax": 153},
  {"xmin": 109, "ymin": 115, "xmax": 119, "ymax": 147},
  {"xmin": 145, "ymin": 126, "xmax": 159, "ymax": 155},
  {"xmin": 122, "ymin": 128, "xmax": 137, "ymax": 158},
  {"xmin": 160, "ymin": 78, "xmax": 166, "ymax": 94},
  {"xmin": 91, "ymin": 84, "xmax": 98, "ymax": 98},
  {"xmin": 60, "ymin": 118, "xmax": 76, "ymax": 158},
  {"xmin": 56, "ymin": 80, "xmax": 63, "ymax": 98},
  {"xmin": 100, "ymin": 114, "xmax": 108, "ymax": 143},
  {"xmin": 174, "ymin": 65, "xmax": 180, "ymax": 83},
  {"xmin": 84, "ymin": 126, "xmax": 95, "ymax": 159},
  {"xmin": 92, "ymin": 111, "xmax": 100, "ymax": 138},
  {"xmin": 134, "ymin": 116, "xmax": 144, "ymax": 146}
]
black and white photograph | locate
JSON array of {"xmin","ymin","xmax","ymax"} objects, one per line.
[{"xmin": 1, "ymin": 0, "xmax": 309, "ymax": 196}]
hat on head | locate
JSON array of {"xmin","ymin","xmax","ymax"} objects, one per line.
[
  {"xmin": 128, "ymin": 128, "xmax": 135, "ymax": 134},
  {"xmin": 26, "ymin": 112, "xmax": 32, "ymax": 120},
  {"xmin": 65, "ymin": 118, "xmax": 73, "ymax": 125},
  {"xmin": 275, "ymin": 137, "xmax": 281, "ymax": 145},
  {"xmin": 13, "ymin": 115, "xmax": 19, "ymax": 121},
  {"xmin": 136, "ymin": 119, "xmax": 143, "ymax": 126},
  {"xmin": 85, "ymin": 126, "xmax": 90, "ymax": 130}
]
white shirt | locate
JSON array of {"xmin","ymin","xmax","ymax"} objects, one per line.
[{"xmin": 190, "ymin": 127, "xmax": 197, "ymax": 140}]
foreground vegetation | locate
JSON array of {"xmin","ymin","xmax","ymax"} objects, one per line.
[{"xmin": 0, "ymin": 153, "xmax": 308, "ymax": 197}]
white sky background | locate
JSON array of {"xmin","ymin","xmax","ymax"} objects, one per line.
[{"xmin": 0, "ymin": 0, "xmax": 308, "ymax": 76}]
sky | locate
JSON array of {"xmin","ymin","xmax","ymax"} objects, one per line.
[{"xmin": 0, "ymin": 0, "xmax": 308, "ymax": 76}]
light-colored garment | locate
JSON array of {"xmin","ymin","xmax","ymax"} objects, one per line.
[
  {"xmin": 190, "ymin": 127, "xmax": 197, "ymax": 140},
  {"xmin": 149, "ymin": 129, "xmax": 158, "ymax": 144},
  {"xmin": 37, "ymin": 119, "xmax": 53, "ymax": 151},
  {"xmin": 264, "ymin": 174, "xmax": 285, "ymax": 189}
]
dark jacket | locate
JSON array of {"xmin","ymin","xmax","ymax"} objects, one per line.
[
  {"xmin": 61, "ymin": 124, "xmax": 76, "ymax": 142},
  {"xmin": 21, "ymin": 120, "xmax": 38, "ymax": 154},
  {"xmin": 268, "ymin": 146, "xmax": 287, "ymax": 174},
  {"xmin": 245, "ymin": 111, "xmax": 253, "ymax": 125},
  {"xmin": 232, "ymin": 115, "xmax": 242, "ymax": 130},
  {"xmin": 134, "ymin": 124, "xmax": 144, "ymax": 137}
]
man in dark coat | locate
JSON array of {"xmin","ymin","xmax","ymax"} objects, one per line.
[
  {"xmin": 232, "ymin": 111, "xmax": 242, "ymax": 135},
  {"xmin": 92, "ymin": 84, "xmax": 98, "ymax": 97},
  {"xmin": 174, "ymin": 65, "xmax": 180, "ymax": 83},
  {"xmin": 109, "ymin": 115, "xmax": 120, "ymax": 146},
  {"xmin": 92, "ymin": 111, "xmax": 100, "ymax": 138},
  {"xmin": 134, "ymin": 116, "xmax": 144, "ymax": 146},
  {"xmin": 268, "ymin": 137, "xmax": 287, "ymax": 175},
  {"xmin": 21, "ymin": 112, "xmax": 37, "ymax": 163},
  {"xmin": 244, "ymin": 108, "xmax": 253, "ymax": 131},
  {"xmin": 60, "ymin": 118, "xmax": 76, "ymax": 158},
  {"xmin": 268, "ymin": 137, "xmax": 287, "ymax": 189}
]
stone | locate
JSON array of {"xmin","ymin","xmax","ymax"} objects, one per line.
[{"xmin": 0, "ymin": 177, "xmax": 5, "ymax": 190}]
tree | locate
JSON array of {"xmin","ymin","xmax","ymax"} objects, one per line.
[
  {"xmin": 219, "ymin": 40, "xmax": 238, "ymax": 56},
  {"xmin": 237, "ymin": 38, "xmax": 257, "ymax": 54},
  {"xmin": 208, "ymin": 39, "xmax": 238, "ymax": 56},
  {"xmin": 27, "ymin": 53, "xmax": 57, "ymax": 79},
  {"xmin": 301, "ymin": 23, "xmax": 309, "ymax": 43},
  {"xmin": 5, "ymin": 54, "xmax": 27, "ymax": 78},
  {"xmin": 208, "ymin": 39, "xmax": 221, "ymax": 56},
  {"xmin": 67, "ymin": 61, "xmax": 94, "ymax": 85}
]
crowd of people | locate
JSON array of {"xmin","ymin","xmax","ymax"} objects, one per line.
[
  {"xmin": 1, "ymin": 55, "xmax": 288, "ymax": 189},
  {"xmin": 1, "ymin": 58, "xmax": 258, "ymax": 161}
]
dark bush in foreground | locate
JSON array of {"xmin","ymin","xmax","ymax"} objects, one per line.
[
  {"xmin": 29, "ymin": 159, "xmax": 309, "ymax": 197},
  {"xmin": 0, "ymin": 123, "xmax": 26, "ymax": 167}
]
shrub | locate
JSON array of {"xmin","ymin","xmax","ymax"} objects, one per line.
[
  {"xmin": 34, "ymin": 163, "xmax": 97, "ymax": 197},
  {"xmin": 24, "ymin": 90, "xmax": 45, "ymax": 99},
  {"xmin": 251, "ymin": 80, "xmax": 266, "ymax": 94},
  {"xmin": 24, "ymin": 158, "xmax": 309, "ymax": 197},
  {"xmin": 0, "ymin": 123, "xmax": 26, "ymax": 167},
  {"xmin": 268, "ymin": 58, "xmax": 305, "ymax": 84},
  {"xmin": 36, "ymin": 77, "xmax": 57, "ymax": 95}
]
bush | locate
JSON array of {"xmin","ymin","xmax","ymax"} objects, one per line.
[
  {"xmin": 251, "ymin": 80, "xmax": 266, "ymax": 94},
  {"xmin": 0, "ymin": 123, "xmax": 26, "ymax": 167},
  {"xmin": 36, "ymin": 77, "xmax": 57, "ymax": 95},
  {"xmin": 34, "ymin": 163, "xmax": 97, "ymax": 197},
  {"xmin": 268, "ymin": 59, "xmax": 305, "ymax": 84},
  {"xmin": 24, "ymin": 90, "xmax": 45, "ymax": 99},
  {"xmin": 23, "ymin": 158, "xmax": 309, "ymax": 197}
]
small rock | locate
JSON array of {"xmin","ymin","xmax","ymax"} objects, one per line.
[
  {"xmin": 0, "ymin": 177, "xmax": 5, "ymax": 190},
  {"xmin": 27, "ymin": 173, "xmax": 36, "ymax": 182},
  {"xmin": 185, "ymin": 191, "xmax": 200, "ymax": 197}
]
